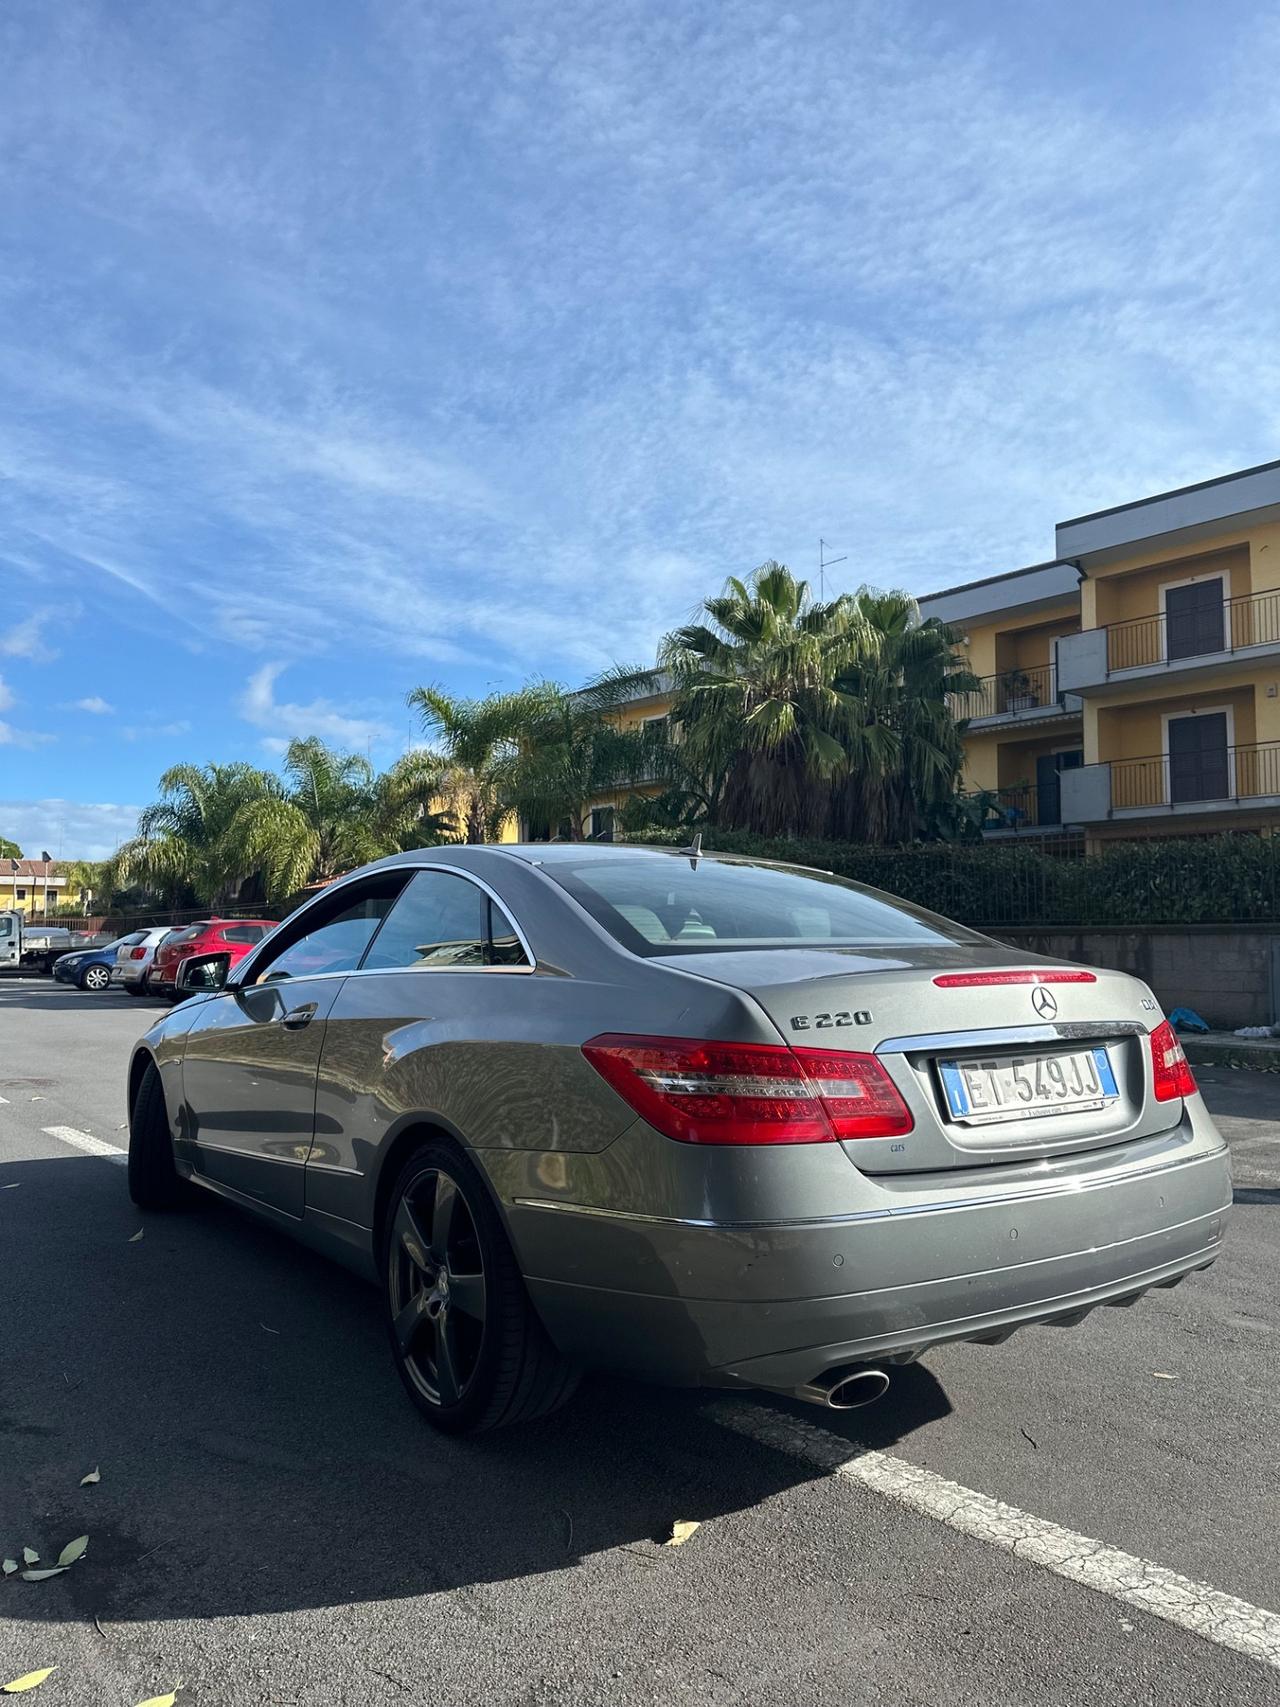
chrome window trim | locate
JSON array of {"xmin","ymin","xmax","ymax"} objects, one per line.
[
  {"xmin": 357, "ymin": 866, "xmax": 536, "ymax": 974},
  {"xmin": 231, "ymin": 861, "xmax": 536, "ymax": 987}
]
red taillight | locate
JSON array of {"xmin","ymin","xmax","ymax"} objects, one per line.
[
  {"xmin": 1149, "ymin": 1020, "xmax": 1196, "ymax": 1102},
  {"xmin": 933, "ymin": 969, "xmax": 1097, "ymax": 988},
  {"xmin": 581, "ymin": 1034, "xmax": 913, "ymax": 1146},
  {"xmin": 130, "ymin": 947, "xmax": 146, "ymax": 960},
  {"xmin": 790, "ymin": 1048, "xmax": 914, "ymax": 1139}
]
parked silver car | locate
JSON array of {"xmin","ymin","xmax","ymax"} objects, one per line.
[
  {"xmin": 111, "ymin": 925, "xmax": 180, "ymax": 996},
  {"xmin": 126, "ymin": 845, "xmax": 1231, "ymax": 1433}
]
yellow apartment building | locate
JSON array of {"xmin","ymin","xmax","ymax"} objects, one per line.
[
  {"xmin": 920, "ymin": 458, "xmax": 1280, "ymax": 843},
  {"xmin": 0, "ymin": 857, "xmax": 68, "ymax": 915}
]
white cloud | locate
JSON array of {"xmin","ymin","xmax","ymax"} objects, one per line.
[
  {"xmin": 239, "ymin": 664, "xmax": 391, "ymax": 751},
  {"xmin": 0, "ymin": 613, "xmax": 59, "ymax": 663},
  {"xmin": 68, "ymin": 696, "xmax": 114, "ymax": 715},
  {"xmin": 0, "ymin": 722, "xmax": 55, "ymax": 749},
  {"xmin": 0, "ymin": 676, "xmax": 12, "ymax": 713},
  {"xmin": 120, "ymin": 718, "xmax": 192, "ymax": 742},
  {"xmin": 0, "ymin": 0, "xmax": 1278, "ymax": 706},
  {"xmin": 0, "ymin": 799, "xmax": 140, "ymax": 859}
]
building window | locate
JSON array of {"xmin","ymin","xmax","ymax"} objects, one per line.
[{"xmin": 16, "ymin": 888, "xmax": 26, "ymax": 901}]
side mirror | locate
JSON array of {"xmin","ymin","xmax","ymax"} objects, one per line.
[{"xmin": 176, "ymin": 951, "xmax": 232, "ymax": 993}]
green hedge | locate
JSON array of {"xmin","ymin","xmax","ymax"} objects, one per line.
[{"xmin": 626, "ymin": 829, "xmax": 1280, "ymax": 928}]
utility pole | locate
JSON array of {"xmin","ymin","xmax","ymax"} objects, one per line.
[{"xmin": 818, "ymin": 538, "xmax": 848, "ymax": 602}]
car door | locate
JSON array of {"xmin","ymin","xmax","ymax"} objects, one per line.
[
  {"xmin": 179, "ymin": 875, "xmax": 409, "ymax": 1217},
  {"xmin": 307, "ymin": 867, "xmax": 534, "ymax": 1229},
  {"xmin": 0, "ymin": 911, "xmax": 19, "ymax": 970}
]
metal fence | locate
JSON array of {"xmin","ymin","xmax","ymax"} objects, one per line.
[
  {"xmin": 1109, "ymin": 739, "xmax": 1280, "ymax": 810},
  {"xmin": 950, "ymin": 664, "xmax": 1081, "ymax": 721},
  {"xmin": 1105, "ymin": 587, "xmax": 1280, "ymax": 672}
]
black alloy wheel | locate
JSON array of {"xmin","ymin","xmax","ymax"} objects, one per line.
[
  {"xmin": 388, "ymin": 1162, "xmax": 489, "ymax": 1412},
  {"xmin": 383, "ymin": 1139, "xmax": 579, "ymax": 1434}
]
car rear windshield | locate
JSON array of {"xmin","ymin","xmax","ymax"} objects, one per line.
[
  {"xmin": 170, "ymin": 924, "xmax": 210, "ymax": 945},
  {"xmin": 545, "ymin": 854, "xmax": 978, "ymax": 955}
]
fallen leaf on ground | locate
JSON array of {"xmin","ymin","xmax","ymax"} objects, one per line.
[
  {"xmin": 80, "ymin": 1468, "xmax": 101, "ymax": 1486},
  {"xmin": 20, "ymin": 1549, "xmax": 37, "ymax": 1566},
  {"xmin": 128, "ymin": 1229, "xmax": 144, "ymax": 1243},
  {"xmin": 2, "ymin": 1668, "xmax": 56, "ymax": 1693},
  {"xmin": 664, "ymin": 1520, "xmax": 700, "ymax": 1547},
  {"xmin": 134, "ymin": 1693, "xmax": 178, "ymax": 1707},
  {"xmin": 56, "ymin": 1536, "xmax": 88, "ymax": 1568},
  {"xmin": 1151, "ymin": 1371, "xmax": 1178, "ymax": 1381},
  {"xmin": 1, "ymin": 1561, "xmax": 16, "ymax": 1576},
  {"xmin": 18, "ymin": 1570, "xmax": 66, "ymax": 1583}
]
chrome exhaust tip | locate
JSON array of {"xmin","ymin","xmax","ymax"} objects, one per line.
[{"xmin": 797, "ymin": 1366, "xmax": 891, "ymax": 1410}]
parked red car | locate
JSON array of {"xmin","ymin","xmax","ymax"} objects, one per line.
[{"xmin": 149, "ymin": 918, "xmax": 279, "ymax": 997}]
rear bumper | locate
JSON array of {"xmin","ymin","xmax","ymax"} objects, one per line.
[{"xmin": 516, "ymin": 1109, "xmax": 1231, "ymax": 1392}]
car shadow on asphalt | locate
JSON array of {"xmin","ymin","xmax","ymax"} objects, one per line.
[{"xmin": 0, "ymin": 1154, "xmax": 951, "ymax": 1626}]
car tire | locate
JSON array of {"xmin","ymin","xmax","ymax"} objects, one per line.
[
  {"xmin": 382, "ymin": 1138, "xmax": 579, "ymax": 1435},
  {"xmin": 127, "ymin": 1061, "xmax": 191, "ymax": 1211},
  {"xmin": 124, "ymin": 982, "xmax": 149, "ymax": 997},
  {"xmin": 80, "ymin": 964, "xmax": 111, "ymax": 991}
]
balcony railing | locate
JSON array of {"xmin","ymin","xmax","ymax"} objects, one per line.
[
  {"xmin": 950, "ymin": 664, "xmax": 1082, "ymax": 722},
  {"xmin": 1108, "ymin": 739, "xmax": 1280, "ymax": 811},
  {"xmin": 1105, "ymin": 588, "xmax": 1280, "ymax": 672},
  {"xmin": 983, "ymin": 783, "xmax": 1065, "ymax": 831}
]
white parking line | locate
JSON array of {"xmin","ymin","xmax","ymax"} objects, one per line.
[
  {"xmin": 710, "ymin": 1403, "xmax": 1280, "ymax": 1672},
  {"xmin": 42, "ymin": 1126, "xmax": 126, "ymax": 1166}
]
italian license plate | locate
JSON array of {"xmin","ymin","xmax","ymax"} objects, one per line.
[{"xmin": 938, "ymin": 1047, "xmax": 1118, "ymax": 1125}]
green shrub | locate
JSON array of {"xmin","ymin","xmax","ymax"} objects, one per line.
[{"xmin": 624, "ymin": 829, "xmax": 1280, "ymax": 927}]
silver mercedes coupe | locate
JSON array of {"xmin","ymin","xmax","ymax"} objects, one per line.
[{"xmin": 126, "ymin": 844, "xmax": 1231, "ymax": 1433}]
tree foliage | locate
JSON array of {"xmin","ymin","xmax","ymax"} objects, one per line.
[
  {"xmin": 116, "ymin": 740, "xmax": 453, "ymax": 905},
  {"xmin": 657, "ymin": 562, "xmax": 975, "ymax": 843}
]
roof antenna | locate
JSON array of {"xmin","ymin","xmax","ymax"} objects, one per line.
[{"xmin": 679, "ymin": 831, "xmax": 703, "ymax": 868}]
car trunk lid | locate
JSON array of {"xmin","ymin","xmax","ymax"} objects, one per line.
[{"xmin": 656, "ymin": 943, "xmax": 1176, "ymax": 1173}]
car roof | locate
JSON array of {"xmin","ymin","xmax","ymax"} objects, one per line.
[{"xmin": 370, "ymin": 842, "xmax": 822, "ymax": 872}]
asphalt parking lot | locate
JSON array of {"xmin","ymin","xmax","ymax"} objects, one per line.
[{"xmin": 1, "ymin": 976, "xmax": 1278, "ymax": 1706}]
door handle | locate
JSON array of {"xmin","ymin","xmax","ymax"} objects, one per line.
[{"xmin": 281, "ymin": 1003, "xmax": 318, "ymax": 1030}]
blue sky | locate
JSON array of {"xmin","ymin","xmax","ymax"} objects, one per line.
[{"xmin": 2, "ymin": 0, "xmax": 1279, "ymax": 856}]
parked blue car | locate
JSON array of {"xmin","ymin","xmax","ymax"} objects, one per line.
[{"xmin": 52, "ymin": 939, "xmax": 128, "ymax": 992}]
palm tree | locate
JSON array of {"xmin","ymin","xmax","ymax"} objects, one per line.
[
  {"xmin": 117, "ymin": 742, "xmax": 455, "ymax": 907},
  {"xmin": 828, "ymin": 590, "xmax": 978, "ymax": 844},
  {"xmin": 115, "ymin": 761, "xmax": 279, "ymax": 907},
  {"xmin": 501, "ymin": 671, "xmax": 675, "ymax": 840},
  {"xmin": 407, "ymin": 684, "xmax": 547, "ymax": 843},
  {"xmin": 219, "ymin": 738, "xmax": 452, "ymax": 899},
  {"xmin": 660, "ymin": 562, "xmax": 872, "ymax": 837}
]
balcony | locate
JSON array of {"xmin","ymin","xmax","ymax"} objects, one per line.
[
  {"xmin": 1061, "ymin": 739, "xmax": 1280, "ymax": 823},
  {"xmin": 1057, "ymin": 587, "xmax": 1280, "ymax": 695},
  {"xmin": 950, "ymin": 664, "xmax": 1083, "ymax": 729},
  {"xmin": 978, "ymin": 783, "xmax": 1074, "ymax": 835}
]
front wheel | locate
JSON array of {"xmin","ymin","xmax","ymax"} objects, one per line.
[
  {"xmin": 80, "ymin": 964, "xmax": 111, "ymax": 991},
  {"xmin": 127, "ymin": 1061, "xmax": 191, "ymax": 1210},
  {"xmin": 383, "ymin": 1139, "xmax": 579, "ymax": 1434}
]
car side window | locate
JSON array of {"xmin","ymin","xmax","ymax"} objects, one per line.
[
  {"xmin": 252, "ymin": 877, "xmax": 409, "ymax": 982},
  {"xmin": 220, "ymin": 924, "xmax": 262, "ymax": 945},
  {"xmin": 361, "ymin": 870, "xmax": 529, "ymax": 971}
]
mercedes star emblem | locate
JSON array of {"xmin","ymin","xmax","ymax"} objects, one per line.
[{"xmin": 1031, "ymin": 985, "xmax": 1058, "ymax": 1019}]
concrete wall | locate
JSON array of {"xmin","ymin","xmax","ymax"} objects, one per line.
[{"xmin": 991, "ymin": 925, "xmax": 1280, "ymax": 1029}]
